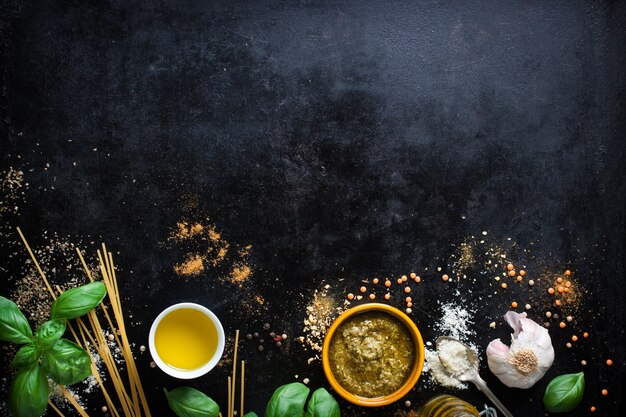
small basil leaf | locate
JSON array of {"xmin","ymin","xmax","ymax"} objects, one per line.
[
  {"xmin": 12, "ymin": 344, "xmax": 41, "ymax": 368},
  {"xmin": 35, "ymin": 319, "xmax": 66, "ymax": 350},
  {"xmin": 9, "ymin": 364, "xmax": 49, "ymax": 417},
  {"xmin": 305, "ymin": 388, "xmax": 340, "ymax": 417},
  {"xmin": 543, "ymin": 372, "xmax": 585, "ymax": 413},
  {"xmin": 50, "ymin": 281, "xmax": 107, "ymax": 320},
  {"xmin": 265, "ymin": 382, "xmax": 310, "ymax": 417},
  {"xmin": 242, "ymin": 413, "xmax": 258, "ymax": 417},
  {"xmin": 164, "ymin": 387, "xmax": 220, "ymax": 417},
  {"xmin": 41, "ymin": 338, "xmax": 92, "ymax": 385},
  {"xmin": 0, "ymin": 296, "xmax": 33, "ymax": 344}
]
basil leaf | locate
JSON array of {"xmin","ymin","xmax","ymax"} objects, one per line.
[
  {"xmin": 265, "ymin": 382, "xmax": 310, "ymax": 417},
  {"xmin": 164, "ymin": 387, "xmax": 220, "ymax": 417},
  {"xmin": 50, "ymin": 281, "xmax": 107, "ymax": 320},
  {"xmin": 0, "ymin": 296, "xmax": 33, "ymax": 344},
  {"xmin": 305, "ymin": 388, "xmax": 340, "ymax": 417},
  {"xmin": 41, "ymin": 338, "xmax": 92, "ymax": 385},
  {"xmin": 543, "ymin": 372, "xmax": 585, "ymax": 413},
  {"xmin": 12, "ymin": 343, "xmax": 41, "ymax": 368},
  {"xmin": 243, "ymin": 413, "xmax": 258, "ymax": 417},
  {"xmin": 9, "ymin": 364, "xmax": 49, "ymax": 417},
  {"xmin": 35, "ymin": 319, "xmax": 66, "ymax": 350}
]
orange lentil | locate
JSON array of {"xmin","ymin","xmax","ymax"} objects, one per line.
[
  {"xmin": 583, "ymin": 332, "xmax": 589, "ymax": 338},
  {"xmin": 397, "ymin": 278, "xmax": 403, "ymax": 285},
  {"xmin": 347, "ymin": 293, "xmax": 354, "ymax": 300},
  {"xmin": 557, "ymin": 286, "xmax": 565, "ymax": 294},
  {"xmin": 384, "ymin": 293, "xmax": 391, "ymax": 300},
  {"xmin": 511, "ymin": 301, "xmax": 518, "ymax": 308},
  {"xmin": 565, "ymin": 270, "xmax": 571, "ymax": 276},
  {"xmin": 373, "ymin": 278, "xmax": 379, "ymax": 284},
  {"xmin": 405, "ymin": 297, "xmax": 412, "ymax": 302},
  {"xmin": 404, "ymin": 286, "xmax": 411, "ymax": 293},
  {"xmin": 360, "ymin": 286, "xmax": 367, "ymax": 293},
  {"xmin": 410, "ymin": 272, "xmax": 417, "ymax": 279},
  {"xmin": 601, "ymin": 389, "xmax": 608, "ymax": 396},
  {"xmin": 507, "ymin": 263, "xmax": 514, "ymax": 271},
  {"xmin": 557, "ymin": 277, "xmax": 563, "ymax": 284},
  {"xmin": 415, "ymin": 276, "xmax": 421, "ymax": 283},
  {"xmin": 442, "ymin": 274, "xmax": 449, "ymax": 281},
  {"xmin": 606, "ymin": 359, "xmax": 613, "ymax": 366},
  {"xmin": 407, "ymin": 302, "xmax": 413, "ymax": 308},
  {"xmin": 572, "ymin": 335, "xmax": 578, "ymax": 342},
  {"xmin": 520, "ymin": 270, "xmax": 526, "ymax": 276},
  {"xmin": 501, "ymin": 283, "xmax": 508, "ymax": 289},
  {"xmin": 369, "ymin": 294, "xmax": 376, "ymax": 300},
  {"xmin": 590, "ymin": 406, "xmax": 596, "ymax": 412},
  {"xmin": 401, "ymin": 275, "xmax": 408, "ymax": 282},
  {"xmin": 555, "ymin": 299, "xmax": 562, "ymax": 306},
  {"xmin": 385, "ymin": 280, "xmax": 391, "ymax": 288},
  {"xmin": 548, "ymin": 287, "xmax": 555, "ymax": 295},
  {"xmin": 508, "ymin": 270, "xmax": 516, "ymax": 277},
  {"xmin": 559, "ymin": 322, "xmax": 566, "ymax": 328},
  {"xmin": 516, "ymin": 276, "xmax": 523, "ymax": 282}
]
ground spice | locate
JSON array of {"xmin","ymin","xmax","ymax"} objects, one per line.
[{"xmin": 173, "ymin": 254, "xmax": 206, "ymax": 276}]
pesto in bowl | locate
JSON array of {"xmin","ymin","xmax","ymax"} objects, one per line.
[{"xmin": 328, "ymin": 311, "xmax": 416, "ymax": 398}]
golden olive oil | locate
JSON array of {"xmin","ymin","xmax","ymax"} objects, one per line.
[{"xmin": 154, "ymin": 308, "xmax": 217, "ymax": 370}]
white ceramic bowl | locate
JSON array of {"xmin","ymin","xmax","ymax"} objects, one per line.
[{"xmin": 148, "ymin": 302, "xmax": 225, "ymax": 379}]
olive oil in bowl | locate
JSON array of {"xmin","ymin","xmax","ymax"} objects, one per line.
[{"xmin": 149, "ymin": 303, "xmax": 225, "ymax": 379}]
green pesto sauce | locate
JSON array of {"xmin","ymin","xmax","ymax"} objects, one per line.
[{"xmin": 328, "ymin": 311, "xmax": 415, "ymax": 398}]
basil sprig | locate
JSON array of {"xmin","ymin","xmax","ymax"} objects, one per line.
[
  {"xmin": 543, "ymin": 372, "xmax": 585, "ymax": 413},
  {"xmin": 164, "ymin": 387, "xmax": 220, "ymax": 417},
  {"xmin": 0, "ymin": 296, "xmax": 34, "ymax": 344},
  {"xmin": 9, "ymin": 364, "xmax": 49, "ymax": 417},
  {"xmin": 2, "ymin": 281, "xmax": 107, "ymax": 417},
  {"xmin": 50, "ymin": 281, "xmax": 107, "ymax": 319}
]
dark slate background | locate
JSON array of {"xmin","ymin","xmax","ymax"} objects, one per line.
[{"xmin": 1, "ymin": 1, "xmax": 625, "ymax": 416}]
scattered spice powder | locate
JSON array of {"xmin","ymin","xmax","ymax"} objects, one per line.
[{"xmin": 173, "ymin": 254, "xmax": 206, "ymax": 276}]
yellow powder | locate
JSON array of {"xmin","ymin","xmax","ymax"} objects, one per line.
[
  {"xmin": 208, "ymin": 226, "xmax": 221, "ymax": 241},
  {"xmin": 174, "ymin": 254, "xmax": 206, "ymax": 276}
]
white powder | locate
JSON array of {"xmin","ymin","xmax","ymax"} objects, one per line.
[
  {"xmin": 423, "ymin": 348, "xmax": 467, "ymax": 389},
  {"xmin": 436, "ymin": 301, "xmax": 475, "ymax": 343},
  {"xmin": 437, "ymin": 338, "xmax": 473, "ymax": 376}
]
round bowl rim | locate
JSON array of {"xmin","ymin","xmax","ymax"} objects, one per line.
[
  {"xmin": 148, "ymin": 302, "xmax": 225, "ymax": 379},
  {"xmin": 322, "ymin": 303, "xmax": 425, "ymax": 407}
]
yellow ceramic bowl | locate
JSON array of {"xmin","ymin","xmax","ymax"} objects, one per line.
[{"xmin": 322, "ymin": 303, "xmax": 425, "ymax": 407}]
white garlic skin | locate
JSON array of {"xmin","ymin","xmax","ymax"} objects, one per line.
[{"xmin": 487, "ymin": 311, "xmax": 555, "ymax": 389}]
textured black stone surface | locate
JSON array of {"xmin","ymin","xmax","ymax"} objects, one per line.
[{"xmin": 1, "ymin": 1, "xmax": 625, "ymax": 416}]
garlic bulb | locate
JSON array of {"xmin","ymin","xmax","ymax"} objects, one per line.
[{"xmin": 487, "ymin": 311, "xmax": 554, "ymax": 389}]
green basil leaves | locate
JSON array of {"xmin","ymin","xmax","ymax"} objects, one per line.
[
  {"xmin": 0, "ymin": 296, "xmax": 34, "ymax": 344},
  {"xmin": 9, "ymin": 364, "xmax": 49, "ymax": 417},
  {"xmin": 164, "ymin": 387, "xmax": 220, "ymax": 417},
  {"xmin": 35, "ymin": 319, "xmax": 66, "ymax": 350},
  {"xmin": 164, "ymin": 382, "xmax": 340, "ymax": 417},
  {"xmin": 305, "ymin": 388, "xmax": 340, "ymax": 417},
  {"xmin": 12, "ymin": 344, "xmax": 41, "ymax": 368},
  {"xmin": 265, "ymin": 382, "xmax": 310, "ymax": 417},
  {"xmin": 41, "ymin": 339, "xmax": 92, "ymax": 385},
  {"xmin": 264, "ymin": 383, "xmax": 340, "ymax": 417},
  {"xmin": 3, "ymin": 279, "xmax": 106, "ymax": 417},
  {"xmin": 50, "ymin": 281, "xmax": 107, "ymax": 320},
  {"xmin": 543, "ymin": 372, "xmax": 585, "ymax": 413}
]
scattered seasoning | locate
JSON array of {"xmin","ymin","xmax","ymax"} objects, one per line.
[
  {"xmin": 384, "ymin": 293, "xmax": 391, "ymax": 300},
  {"xmin": 590, "ymin": 406, "xmax": 596, "ymax": 412},
  {"xmin": 601, "ymin": 389, "xmax": 608, "ymax": 396},
  {"xmin": 369, "ymin": 294, "xmax": 375, "ymax": 300},
  {"xmin": 173, "ymin": 254, "xmax": 206, "ymax": 276},
  {"xmin": 441, "ymin": 274, "xmax": 449, "ymax": 282},
  {"xmin": 571, "ymin": 335, "xmax": 578, "ymax": 342},
  {"xmin": 410, "ymin": 273, "xmax": 416, "ymax": 279},
  {"xmin": 360, "ymin": 286, "xmax": 366, "ymax": 293},
  {"xmin": 583, "ymin": 332, "xmax": 589, "ymax": 338},
  {"xmin": 511, "ymin": 301, "xmax": 518, "ymax": 308},
  {"xmin": 606, "ymin": 359, "xmax": 613, "ymax": 366},
  {"xmin": 302, "ymin": 285, "xmax": 348, "ymax": 361},
  {"xmin": 559, "ymin": 322, "xmax": 566, "ymax": 329},
  {"xmin": 501, "ymin": 283, "xmax": 508, "ymax": 289},
  {"xmin": 385, "ymin": 280, "xmax": 391, "ymax": 288}
]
